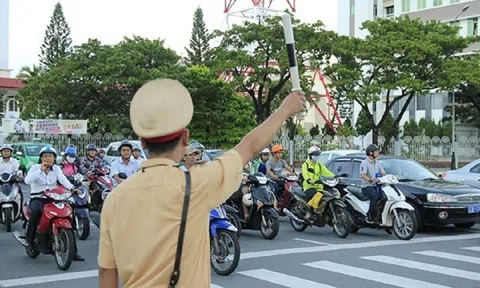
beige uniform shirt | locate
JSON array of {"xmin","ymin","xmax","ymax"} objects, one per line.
[{"xmin": 98, "ymin": 150, "xmax": 243, "ymax": 287}]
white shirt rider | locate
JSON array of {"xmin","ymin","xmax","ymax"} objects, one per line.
[{"xmin": 25, "ymin": 164, "xmax": 74, "ymax": 198}]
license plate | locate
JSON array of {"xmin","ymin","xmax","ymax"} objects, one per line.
[{"xmin": 467, "ymin": 204, "xmax": 480, "ymax": 214}]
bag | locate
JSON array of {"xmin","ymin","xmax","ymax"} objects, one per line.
[{"xmin": 168, "ymin": 170, "xmax": 191, "ymax": 288}]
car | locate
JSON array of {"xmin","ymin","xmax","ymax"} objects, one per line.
[
  {"xmin": 12, "ymin": 142, "xmax": 52, "ymax": 176},
  {"xmin": 104, "ymin": 141, "xmax": 148, "ymax": 165},
  {"xmin": 325, "ymin": 155, "xmax": 480, "ymax": 232},
  {"xmin": 443, "ymin": 159, "xmax": 480, "ymax": 189},
  {"xmin": 205, "ymin": 149, "xmax": 224, "ymax": 160},
  {"xmin": 317, "ymin": 149, "xmax": 363, "ymax": 164}
]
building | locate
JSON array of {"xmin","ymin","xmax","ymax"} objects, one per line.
[{"xmin": 337, "ymin": 0, "xmax": 479, "ymax": 138}]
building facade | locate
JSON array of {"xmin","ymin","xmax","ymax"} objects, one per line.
[{"xmin": 337, "ymin": 0, "xmax": 480, "ymax": 139}]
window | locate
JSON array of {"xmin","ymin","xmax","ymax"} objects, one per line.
[
  {"xmin": 469, "ymin": 164, "xmax": 480, "ymax": 174},
  {"xmin": 416, "ymin": 95, "xmax": 426, "ymax": 110},
  {"xmin": 417, "ymin": 0, "xmax": 426, "ymax": 9},
  {"xmin": 330, "ymin": 160, "xmax": 352, "ymax": 177},
  {"xmin": 450, "ymin": 0, "xmax": 460, "ymax": 3},
  {"xmin": 402, "ymin": 0, "xmax": 410, "ymax": 13},
  {"xmin": 468, "ymin": 18, "xmax": 478, "ymax": 36},
  {"xmin": 433, "ymin": 0, "xmax": 443, "ymax": 6},
  {"xmin": 352, "ymin": 161, "xmax": 362, "ymax": 179},
  {"xmin": 386, "ymin": 6, "xmax": 394, "ymax": 16},
  {"xmin": 432, "ymin": 93, "xmax": 444, "ymax": 110}
]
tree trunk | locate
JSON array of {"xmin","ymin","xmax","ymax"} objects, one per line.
[{"xmin": 372, "ymin": 126, "xmax": 379, "ymax": 145}]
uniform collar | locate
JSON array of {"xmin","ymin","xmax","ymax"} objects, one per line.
[
  {"xmin": 1, "ymin": 158, "xmax": 12, "ymax": 163},
  {"xmin": 141, "ymin": 157, "xmax": 177, "ymax": 169},
  {"xmin": 367, "ymin": 157, "xmax": 376, "ymax": 163}
]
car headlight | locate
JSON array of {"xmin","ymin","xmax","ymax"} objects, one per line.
[{"xmin": 427, "ymin": 193, "xmax": 458, "ymax": 203}]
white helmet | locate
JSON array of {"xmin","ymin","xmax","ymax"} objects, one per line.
[
  {"xmin": 0, "ymin": 144, "xmax": 13, "ymax": 152},
  {"xmin": 307, "ymin": 146, "xmax": 321, "ymax": 155},
  {"xmin": 260, "ymin": 148, "xmax": 270, "ymax": 154},
  {"xmin": 39, "ymin": 146, "xmax": 57, "ymax": 158}
]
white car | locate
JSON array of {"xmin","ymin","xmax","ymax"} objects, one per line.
[
  {"xmin": 444, "ymin": 159, "xmax": 480, "ymax": 189},
  {"xmin": 318, "ymin": 149, "xmax": 363, "ymax": 163},
  {"xmin": 104, "ymin": 141, "xmax": 148, "ymax": 165}
]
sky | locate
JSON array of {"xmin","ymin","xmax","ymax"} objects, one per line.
[{"xmin": 8, "ymin": 0, "xmax": 338, "ymax": 76}]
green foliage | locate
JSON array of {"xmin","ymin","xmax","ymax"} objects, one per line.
[
  {"xmin": 185, "ymin": 7, "xmax": 211, "ymax": 66},
  {"xmin": 403, "ymin": 118, "xmax": 452, "ymax": 138},
  {"xmin": 337, "ymin": 118, "xmax": 355, "ymax": 137},
  {"xmin": 355, "ymin": 107, "xmax": 372, "ymax": 137},
  {"xmin": 210, "ymin": 16, "xmax": 335, "ymax": 124},
  {"xmin": 309, "ymin": 124, "xmax": 320, "ymax": 137},
  {"xmin": 324, "ymin": 16, "xmax": 472, "ymax": 144},
  {"xmin": 379, "ymin": 112, "xmax": 400, "ymax": 139},
  {"xmin": 39, "ymin": 2, "xmax": 72, "ymax": 69}
]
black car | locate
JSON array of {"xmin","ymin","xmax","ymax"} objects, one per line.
[{"xmin": 325, "ymin": 155, "xmax": 480, "ymax": 231}]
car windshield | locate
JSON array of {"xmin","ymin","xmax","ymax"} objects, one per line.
[
  {"xmin": 379, "ymin": 158, "xmax": 439, "ymax": 181},
  {"xmin": 318, "ymin": 154, "xmax": 331, "ymax": 163},
  {"xmin": 26, "ymin": 144, "xmax": 49, "ymax": 156}
]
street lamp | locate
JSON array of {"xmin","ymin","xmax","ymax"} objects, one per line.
[{"xmin": 451, "ymin": 4, "xmax": 469, "ymax": 170}]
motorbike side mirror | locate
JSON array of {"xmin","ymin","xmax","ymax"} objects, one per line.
[
  {"xmin": 118, "ymin": 172, "xmax": 127, "ymax": 180},
  {"xmin": 16, "ymin": 151, "xmax": 23, "ymax": 156},
  {"xmin": 247, "ymin": 174, "xmax": 257, "ymax": 182},
  {"xmin": 307, "ymin": 168, "xmax": 315, "ymax": 173}
]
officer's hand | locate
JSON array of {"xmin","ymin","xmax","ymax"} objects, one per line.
[{"xmin": 280, "ymin": 91, "xmax": 306, "ymax": 117}]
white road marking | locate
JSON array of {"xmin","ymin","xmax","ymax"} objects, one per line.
[
  {"xmin": 293, "ymin": 238, "xmax": 332, "ymax": 245},
  {"xmin": 238, "ymin": 268, "xmax": 337, "ymax": 288},
  {"xmin": 304, "ymin": 261, "xmax": 451, "ymax": 288},
  {"xmin": 0, "ymin": 270, "xmax": 97, "ymax": 287},
  {"xmin": 462, "ymin": 246, "xmax": 480, "ymax": 252},
  {"xmin": 414, "ymin": 250, "xmax": 480, "ymax": 265},
  {"xmin": 240, "ymin": 233, "xmax": 480, "ymax": 260},
  {"xmin": 363, "ymin": 255, "xmax": 480, "ymax": 281}
]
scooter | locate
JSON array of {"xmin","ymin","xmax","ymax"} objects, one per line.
[
  {"xmin": 88, "ymin": 166, "xmax": 114, "ymax": 213},
  {"xmin": 275, "ymin": 173, "xmax": 300, "ymax": 217},
  {"xmin": 344, "ymin": 174, "xmax": 417, "ymax": 240},
  {"xmin": 223, "ymin": 203, "xmax": 242, "ymax": 238},
  {"xmin": 283, "ymin": 172, "xmax": 350, "ymax": 238},
  {"xmin": 66, "ymin": 173, "xmax": 90, "ymax": 240},
  {"xmin": 13, "ymin": 187, "xmax": 76, "ymax": 270},
  {"xmin": 210, "ymin": 205, "xmax": 240, "ymax": 276},
  {"xmin": 0, "ymin": 172, "xmax": 22, "ymax": 232}
]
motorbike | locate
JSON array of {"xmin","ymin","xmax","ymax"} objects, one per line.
[
  {"xmin": 0, "ymin": 172, "xmax": 22, "ymax": 232},
  {"xmin": 66, "ymin": 173, "xmax": 90, "ymax": 240},
  {"xmin": 275, "ymin": 173, "xmax": 300, "ymax": 217},
  {"xmin": 210, "ymin": 205, "xmax": 240, "ymax": 276},
  {"xmin": 283, "ymin": 169, "xmax": 350, "ymax": 238},
  {"xmin": 227, "ymin": 173, "xmax": 280, "ymax": 240},
  {"xmin": 91, "ymin": 172, "xmax": 127, "ymax": 229},
  {"xmin": 344, "ymin": 174, "xmax": 417, "ymax": 240},
  {"xmin": 88, "ymin": 166, "xmax": 114, "ymax": 213},
  {"xmin": 223, "ymin": 203, "xmax": 242, "ymax": 238},
  {"xmin": 13, "ymin": 187, "xmax": 76, "ymax": 270}
]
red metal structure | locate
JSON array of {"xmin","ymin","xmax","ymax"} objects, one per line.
[{"xmin": 0, "ymin": 77, "xmax": 24, "ymax": 90}]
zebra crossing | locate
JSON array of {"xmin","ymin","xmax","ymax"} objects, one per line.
[{"xmin": 211, "ymin": 246, "xmax": 480, "ymax": 288}]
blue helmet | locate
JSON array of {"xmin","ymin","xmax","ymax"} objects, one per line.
[
  {"xmin": 38, "ymin": 146, "xmax": 57, "ymax": 163},
  {"xmin": 64, "ymin": 146, "xmax": 77, "ymax": 157},
  {"xmin": 119, "ymin": 140, "xmax": 133, "ymax": 151},
  {"xmin": 86, "ymin": 143, "xmax": 97, "ymax": 151}
]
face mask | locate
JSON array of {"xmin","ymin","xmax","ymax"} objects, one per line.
[
  {"xmin": 66, "ymin": 156, "xmax": 76, "ymax": 164},
  {"xmin": 312, "ymin": 155, "xmax": 321, "ymax": 162}
]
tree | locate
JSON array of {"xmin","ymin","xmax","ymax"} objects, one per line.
[
  {"xmin": 185, "ymin": 7, "xmax": 211, "ymax": 66},
  {"xmin": 39, "ymin": 2, "xmax": 73, "ymax": 69},
  {"xmin": 355, "ymin": 107, "xmax": 371, "ymax": 137},
  {"xmin": 20, "ymin": 36, "xmax": 181, "ymax": 134},
  {"xmin": 337, "ymin": 118, "xmax": 355, "ymax": 137},
  {"xmin": 325, "ymin": 17, "xmax": 473, "ymax": 146},
  {"xmin": 210, "ymin": 16, "xmax": 334, "ymax": 124},
  {"xmin": 379, "ymin": 112, "xmax": 400, "ymax": 138},
  {"xmin": 309, "ymin": 125, "xmax": 320, "ymax": 137}
]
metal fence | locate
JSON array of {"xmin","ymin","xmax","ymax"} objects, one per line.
[{"xmin": 2, "ymin": 132, "xmax": 479, "ymax": 163}]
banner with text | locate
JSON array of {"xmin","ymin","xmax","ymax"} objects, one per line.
[{"xmin": 2, "ymin": 119, "xmax": 88, "ymax": 134}]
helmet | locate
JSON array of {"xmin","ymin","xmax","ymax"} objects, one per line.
[
  {"xmin": 86, "ymin": 144, "xmax": 97, "ymax": 151},
  {"xmin": 271, "ymin": 145, "xmax": 283, "ymax": 153},
  {"xmin": 64, "ymin": 146, "xmax": 77, "ymax": 157},
  {"xmin": 307, "ymin": 146, "xmax": 321, "ymax": 156},
  {"xmin": 38, "ymin": 146, "xmax": 57, "ymax": 163},
  {"xmin": 185, "ymin": 146, "xmax": 200, "ymax": 156},
  {"xmin": 98, "ymin": 148, "xmax": 105, "ymax": 154},
  {"xmin": 260, "ymin": 148, "xmax": 270, "ymax": 155},
  {"xmin": 188, "ymin": 140, "xmax": 205, "ymax": 151},
  {"xmin": 366, "ymin": 144, "xmax": 380, "ymax": 156},
  {"xmin": 0, "ymin": 144, "xmax": 13, "ymax": 152},
  {"xmin": 119, "ymin": 140, "xmax": 133, "ymax": 151},
  {"xmin": 132, "ymin": 146, "xmax": 141, "ymax": 152}
]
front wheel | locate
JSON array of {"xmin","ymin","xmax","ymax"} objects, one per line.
[
  {"xmin": 393, "ymin": 209, "xmax": 417, "ymax": 241},
  {"xmin": 4, "ymin": 207, "xmax": 12, "ymax": 232},
  {"xmin": 260, "ymin": 213, "xmax": 279, "ymax": 240},
  {"xmin": 76, "ymin": 217, "xmax": 90, "ymax": 240},
  {"xmin": 332, "ymin": 206, "xmax": 349, "ymax": 239},
  {"xmin": 289, "ymin": 202, "xmax": 308, "ymax": 232},
  {"xmin": 210, "ymin": 230, "xmax": 240, "ymax": 276},
  {"xmin": 226, "ymin": 212, "xmax": 241, "ymax": 238},
  {"xmin": 54, "ymin": 228, "xmax": 75, "ymax": 271}
]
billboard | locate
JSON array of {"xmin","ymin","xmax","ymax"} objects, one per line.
[{"xmin": 2, "ymin": 119, "xmax": 88, "ymax": 134}]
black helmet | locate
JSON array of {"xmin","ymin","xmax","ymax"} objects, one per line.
[
  {"xmin": 86, "ymin": 143, "xmax": 97, "ymax": 151},
  {"xmin": 366, "ymin": 144, "xmax": 379, "ymax": 156},
  {"xmin": 119, "ymin": 140, "xmax": 133, "ymax": 151}
]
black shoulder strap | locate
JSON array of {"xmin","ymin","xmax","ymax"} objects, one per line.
[{"xmin": 169, "ymin": 170, "xmax": 191, "ymax": 288}]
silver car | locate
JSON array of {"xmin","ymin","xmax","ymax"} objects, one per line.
[
  {"xmin": 104, "ymin": 141, "xmax": 147, "ymax": 165},
  {"xmin": 444, "ymin": 159, "xmax": 480, "ymax": 189}
]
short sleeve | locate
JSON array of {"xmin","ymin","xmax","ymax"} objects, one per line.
[
  {"xmin": 379, "ymin": 163, "xmax": 386, "ymax": 174},
  {"xmin": 110, "ymin": 161, "xmax": 120, "ymax": 177},
  {"xmin": 98, "ymin": 195, "xmax": 117, "ymax": 269},
  {"xmin": 360, "ymin": 160, "xmax": 368, "ymax": 175},
  {"xmin": 191, "ymin": 150, "xmax": 243, "ymax": 209}
]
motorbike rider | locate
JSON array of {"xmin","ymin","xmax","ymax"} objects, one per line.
[
  {"xmin": 97, "ymin": 148, "xmax": 109, "ymax": 166},
  {"xmin": 301, "ymin": 146, "xmax": 335, "ymax": 218},
  {"xmin": 131, "ymin": 147, "xmax": 145, "ymax": 165},
  {"xmin": 60, "ymin": 146, "xmax": 80, "ymax": 177},
  {"xmin": 24, "ymin": 146, "xmax": 84, "ymax": 261},
  {"xmin": 183, "ymin": 146, "xmax": 201, "ymax": 168},
  {"xmin": 360, "ymin": 144, "xmax": 386, "ymax": 224},
  {"xmin": 0, "ymin": 144, "xmax": 24, "ymax": 204},
  {"xmin": 80, "ymin": 143, "xmax": 105, "ymax": 191},
  {"xmin": 252, "ymin": 148, "xmax": 270, "ymax": 175},
  {"xmin": 266, "ymin": 144, "xmax": 294, "ymax": 196},
  {"xmin": 110, "ymin": 140, "xmax": 139, "ymax": 185}
]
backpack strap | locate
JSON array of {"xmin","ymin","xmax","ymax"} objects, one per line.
[{"xmin": 168, "ymin": 170, "xmax": 191, "ymax": 288}]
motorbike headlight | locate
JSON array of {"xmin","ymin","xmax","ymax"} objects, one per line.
[
  {"xmin": 8, "ymin": 186, "xmax": 18, "ymax": 200},
  {"xmin": 214, "ymin": 206, "xmax": 227, "ymax": 218},
  {"xmin": 0, "ymin": 193, "xmax": 7, "ymax": 201},
  {"xmin": 46, "ymin": 192, "xmax": 72, "ymax": 201},
  {"xmin": 427, "ymin": 193, "xmax": 458, "ymax": 203}
]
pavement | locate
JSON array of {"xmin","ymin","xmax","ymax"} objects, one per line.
[{"xmin": 0, "ymin": 184, "xmax": 479, "ymax": 288}]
